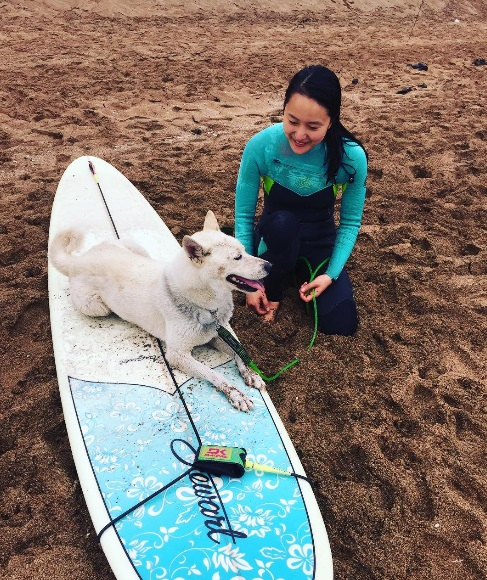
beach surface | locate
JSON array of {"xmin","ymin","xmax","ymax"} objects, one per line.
[{"xmin": 0, "ymin": 0, "xmax": 486, "ymax": 578}]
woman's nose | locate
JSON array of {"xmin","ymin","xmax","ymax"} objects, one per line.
[{"xmin": 294, "ymin": 126, "xmax": 307, "ymax": 140}]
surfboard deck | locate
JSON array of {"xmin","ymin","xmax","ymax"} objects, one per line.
[{"xmin": 48, "ymin": 156, "xmax": 333, "ymax": 580}]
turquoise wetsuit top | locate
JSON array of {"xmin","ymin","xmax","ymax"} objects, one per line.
[{"xmin": 235, "ymin": 122, "xmax": 367, "ymax": 281}]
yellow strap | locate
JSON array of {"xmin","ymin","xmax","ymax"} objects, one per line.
[{"xmin": 245, "ymin": 460, "xmax": 292, "ymax": 477}]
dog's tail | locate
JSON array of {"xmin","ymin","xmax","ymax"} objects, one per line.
[{"xmin": 48, "ymin": 230, "xmax": 84, "ymax": 277}]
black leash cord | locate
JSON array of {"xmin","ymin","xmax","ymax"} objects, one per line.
[
  {"xmin": 97, "ymin": 441, "xmax": 314, "ymax": 541},
  {"xmin": 96, "ymin": 339, "xmax": 204, "ymax": 542},
  {"xmin": 96, "ymin": 464, "xmax": 193, "ymax": 541},
  {"xmin": 88, "ymin": 159, "xmax": 120, "ymax": 239}
]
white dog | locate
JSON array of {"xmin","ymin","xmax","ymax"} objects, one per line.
[{"xmin": 49, "ymin": 211, "xmax": 271, "ymax": 411}]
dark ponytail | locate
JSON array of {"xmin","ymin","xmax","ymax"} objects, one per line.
[{"xmin": 283, "ymin": 65, "xmax": 367, "ymax": 183}]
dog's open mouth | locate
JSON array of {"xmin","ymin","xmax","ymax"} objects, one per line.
[{"xmin": 226, "ymin": 274, "xmax": 265, "ymax": 293}]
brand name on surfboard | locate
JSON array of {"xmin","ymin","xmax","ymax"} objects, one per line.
[{"xmin": 190, "ymin": 470, "xmax": 247, "ymax": 544}]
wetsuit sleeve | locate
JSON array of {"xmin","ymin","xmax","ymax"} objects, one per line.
[
  {"xmin": 234, "ymin": 135, "xmax": 263, "ymax": 255},
  {"xmin": 325, "ymin": 143, "xmax": 368, "ymax": 280}
]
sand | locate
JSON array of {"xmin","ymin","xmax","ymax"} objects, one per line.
[{"xmin": 0, "ymin": 0, "xmax": 486, "ymax": 578}]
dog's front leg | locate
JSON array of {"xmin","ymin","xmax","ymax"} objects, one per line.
[
  {"xmin": 209, "ymin": 336, "xmax": 266, "ymax": 391},
  {"xmin": 166, "ymin": 349, "xmax": 255, "ymax": 412}
]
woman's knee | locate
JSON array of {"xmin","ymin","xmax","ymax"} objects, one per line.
[{"xmin": 318, "ymin": 298, "xmax": 358, "ymax": 336}]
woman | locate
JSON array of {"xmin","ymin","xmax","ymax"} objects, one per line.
[{"xmin": 234, "ymin": 65, "xmax": 367, "ymax": 335}]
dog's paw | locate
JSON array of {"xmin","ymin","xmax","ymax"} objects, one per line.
[
  {"xmin": 240, "ymin": 367, "xmax": 266, "ymax": 391},
  {"xmin": 71, "ymin": 287, "xmax": 111, "ymax": 317},
  {"xmin": 224, "ymin": 385, "xmax": 254, "ymax": 412}
]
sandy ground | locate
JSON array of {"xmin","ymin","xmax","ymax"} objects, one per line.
[{"xmin": 1, "ymin": 0, "xmax": 486, "ymax": 578}]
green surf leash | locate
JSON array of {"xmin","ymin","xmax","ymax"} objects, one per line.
[
  {"xmin": 217, "ymin": 325, "xmax": 299, "ymax": 381},
  {"xmin": 217, "ymin": 256, "xmax": 329, "ymax": 382}
]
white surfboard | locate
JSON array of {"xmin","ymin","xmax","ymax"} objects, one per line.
[{"xmin": 48, "ymin": 156, "xmax": 333, "ymax": 580}]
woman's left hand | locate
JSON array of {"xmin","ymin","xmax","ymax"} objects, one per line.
[{"xmin": 299, "ymin": 274, "xmax": 333, "ymax": 303}]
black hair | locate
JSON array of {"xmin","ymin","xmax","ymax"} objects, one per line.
[{"xmin": 283, "ymin": 65, "xmax": 367, "ymax": 183}]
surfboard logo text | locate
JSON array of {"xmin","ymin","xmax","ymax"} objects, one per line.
[{"xmin": 189, "ymin": 471, "xmax": 247, "ymax": 544}]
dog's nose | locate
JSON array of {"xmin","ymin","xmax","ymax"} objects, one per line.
[{"xmin": 264, "ymin": 261, "xmax": 272, "ymax": 273}]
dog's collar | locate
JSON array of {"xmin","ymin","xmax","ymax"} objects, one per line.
[
  {"xmin": 162, "ymin": 273, "xmax": 219, "ymax": 327},
  {"xmin": 197, "ymin": 307, "xmax": 219, "ymax": 328}
]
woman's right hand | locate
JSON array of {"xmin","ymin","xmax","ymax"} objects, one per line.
[{"xmin": 246, "ymin": 290, "xmax": 270, "ymax": 316}]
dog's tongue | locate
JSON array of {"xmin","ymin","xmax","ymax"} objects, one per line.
[
  {"xmin": 241, "ymin": 277, "xmax": 265, "ymax": 293},
  {"xmin": 227, "ymin": 274, "xmax": 266, "ymax": 293},
  {"xmin": 247, "ymin": 280, "xmax": 265, "ymax": 292}
]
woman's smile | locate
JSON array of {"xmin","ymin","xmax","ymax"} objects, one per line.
[{"xmin": 291, "ymin": 136, "xmax": 310, "ymax": 148}]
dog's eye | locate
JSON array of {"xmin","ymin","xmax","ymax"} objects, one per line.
[{"xmin": 234, "ymin": 254, "xmax": 242, "ymax": 260}]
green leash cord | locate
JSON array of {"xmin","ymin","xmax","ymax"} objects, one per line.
[
  {"xmin": 298, "ymin": 256, "xmax": 330, "ymax": 352},
  {"xmin": 217, "ymin": 256, "xmax": 329, "ymax": 382},
  {"xmin": 217, "ymin": 325, "xmax": 299, "ymax": 381}
]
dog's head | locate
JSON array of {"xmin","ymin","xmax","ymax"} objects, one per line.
[{"xmin": 182, "ymin": 211, "xmax": 271, "ymax": 293}]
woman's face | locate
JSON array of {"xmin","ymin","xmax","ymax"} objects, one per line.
[{"xmin": 283, "ymin": 93, "xmax": 332, "ymax": 155}]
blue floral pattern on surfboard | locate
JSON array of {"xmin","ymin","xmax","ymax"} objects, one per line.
[{"xmin": 69, "ymin": 361, "xmax": 315, "ymax": 580}]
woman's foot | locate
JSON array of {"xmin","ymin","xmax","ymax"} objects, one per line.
[{"xmin": 262, "ymin": 301, "xmax": 280, "ymax": 323}]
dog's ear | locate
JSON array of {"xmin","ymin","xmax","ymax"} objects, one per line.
[
  {"xmin": 203, "ymin": 210, "xmax": 220, "ymax": 232},
  {"xmin": 182, "ymin": 235, "xmax": 206, "ymax": 263}
]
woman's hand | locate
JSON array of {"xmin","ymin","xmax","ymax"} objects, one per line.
[
  {"xmin": 246, "ymin": 290, "xmax": 270, "ymax": 315},
  {"xmin": 299, "ymin": 274, "xmax": 333, "ymax": 303}
]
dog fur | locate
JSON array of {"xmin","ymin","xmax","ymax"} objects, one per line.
[{"xmin": 49, "ymin": 211, "xmax": 271, "ymax": 411}]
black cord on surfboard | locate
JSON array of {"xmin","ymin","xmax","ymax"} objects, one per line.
[
  {"xmin": 96, "ymin": 440, "xmax": 314, "ymax": 542},
  {"xmin": 88, "ymin": 159, "xmax": 120, "ymax": 239}
]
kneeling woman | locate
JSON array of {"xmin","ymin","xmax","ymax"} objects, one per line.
[{"xmin": 234, "ymin": 64, "xmax": 368, "ymax": 335}]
